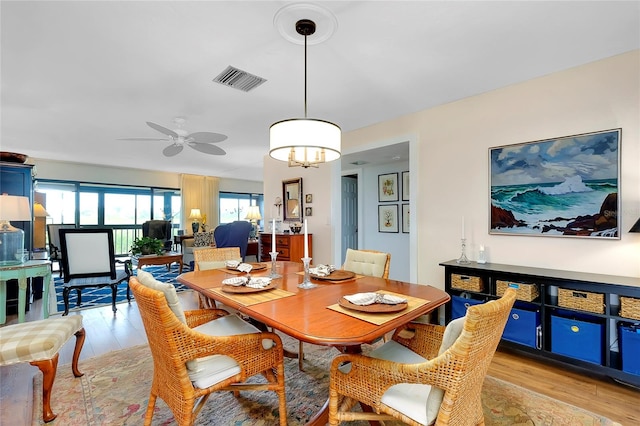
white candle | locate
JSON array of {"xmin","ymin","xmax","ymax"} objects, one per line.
[
  {"xmin": 272, "ymin": 219, "xmax": 276, "ymax": 252},
  {"xmin": 304, "ymin": 219, "xmax": 309, "ymax": 258},
  {"xmin": 461, "ymin": 216, "xmax": 465, "ymax": 239}
]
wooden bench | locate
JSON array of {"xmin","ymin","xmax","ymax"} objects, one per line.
[{"xmin": 0, "ymin": 316, "xmax": 85, "ymax": 422}]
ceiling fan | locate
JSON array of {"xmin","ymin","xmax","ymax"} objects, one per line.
[{"xmin": 119, "ymin": 117, "xmax": 227, "ymax": 157}]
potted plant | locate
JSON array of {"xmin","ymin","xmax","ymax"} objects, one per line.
[{"xmin": 130, "ymin": 236, "xmax": 164, "ymax": 256}]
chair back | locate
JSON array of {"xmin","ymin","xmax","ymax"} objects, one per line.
[
  {"xmin": 435, "ymin": 288, "xmax": 516, "ymax": 424},
  {"xmin": 59, "ymin": 228, "xmax": 117, "ymax": 283},
  {"xmin": 213, "ymin": 221, "xmax": 253, "ymax": 260},
  {"xmin": 142, "ymin": 220, "xmax": 173, "ymax": 251},
  {"xmin": 343, "ymin": 248, "xmax": 391, "ymax": 279},
  {"xmin": 193, "ymin": 247, "xmax": 242, "ymax": 271},
  {"xmin": 47, "ymin": 224, "xmax": 75, "ymax": 260}
]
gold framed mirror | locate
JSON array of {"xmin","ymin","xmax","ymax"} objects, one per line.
[{"xmin": 282, "ymin": 177, "xmax": 303, "ymax": 221}]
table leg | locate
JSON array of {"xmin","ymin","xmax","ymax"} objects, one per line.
[
  {"xmin": 43, "ymin": 270, "xmax": 51, "ymax": 319},
  {"xmin": 17, "ymin": 277, "xmax": 27, "ymax": 323},
  {"xmin": 0, "ymin": 281, "xmax": 6, "ymax": 324}
]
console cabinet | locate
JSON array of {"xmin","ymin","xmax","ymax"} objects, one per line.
[
  {"xmin": 440, "ymin": 259, "xmax": 640, "ymax": 387},
  {"xmin": 259, "ymin": 233, "xmax": 312, "ymax": 263}
]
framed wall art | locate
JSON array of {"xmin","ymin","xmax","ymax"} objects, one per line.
[
  {"xmin": 402, "ymin": 171, "xmax": 410, "ymax": 201},
  {"xmin": 402, "ymin": 204, "xmax": 410, "ymax": 233},
  {"xmin": 305, "ymin": 207, "xmax": 313, "ymax": 217},
  {"xmin": 378, "ymin": 204, "xmax": 399, "ymax": 233},
  {"xmin": 489, "ymin": 128, "xmax": 620, "ymax": 239},
  {"xmin": 378, "ymin": 173, "xmax": 399, "ymax": 202},
  {"xmin": 305, "ymin": 194, "xmax": 313, "ymax": 203}
]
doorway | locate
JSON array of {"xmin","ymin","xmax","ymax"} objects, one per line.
[{"xmin": 341, "ymin": 174, "xmax": 358, "ymax": 262}]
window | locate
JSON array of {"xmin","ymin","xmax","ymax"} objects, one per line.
[{"xmin": 219, "ymin": 192, "xmax": 263, "ymax": 227}]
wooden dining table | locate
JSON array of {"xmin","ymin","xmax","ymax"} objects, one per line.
[{"xmin": 177, "ymin": 261, "xmax": 450, "ymax": 425}]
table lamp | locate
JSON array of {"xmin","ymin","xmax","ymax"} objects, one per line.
[
  {"xmin": 245, "ymin": 206, "xmax": 262, "ymax": 239},
  {"xmin": 0, "ymin": 194, "xmax": 31, "ymax": 265},
  {"xmin": 188, "ymin": 208, "xmax": 202, "ymax": 234}
]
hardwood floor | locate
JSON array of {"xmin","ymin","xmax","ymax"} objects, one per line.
[{"xmin": 2, "ymin": 292, "xmax": 639, "ymax": 425}]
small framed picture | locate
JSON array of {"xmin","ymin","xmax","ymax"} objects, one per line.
[
  {"xmin": 305, "ymin": 207, "xmax": 313, "ymax": 217},
  {"xmin": 378, "ymin": 173, "xmax": 399, "ymax": 202},
  {"xmin": 402, "ymin": 204, "xmax": 410, "ymax": 233},
  {"xmin": 378, "ymin": 204, "xmax": 399, "ymax": 233},
  {"xmin": 402, "ymin": 171, "xmax": 410, "ymax": 201},
  {"xmin": 305, "ymin": 194, "xmax": 313, "ymax": 203}
]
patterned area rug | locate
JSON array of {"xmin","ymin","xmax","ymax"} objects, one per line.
[
  {"xmin": 53, "ymin": 264, "xmax": 189, "ymax": 314},
  {"xmin": 33, "ymin": 335, "xmax": 620, "ymax": 425}
]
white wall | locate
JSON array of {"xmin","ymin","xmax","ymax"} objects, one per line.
[
  {"xmin": 341, "ymin": 50, "xmax": 640, "ymax": 288},
  {"xmin": 30, "ymin": 158, "xmax": 262, "ymax": 194},
  {"xmin": 262, "ymin": 155, "xmax": 334, "ymax": 264}
]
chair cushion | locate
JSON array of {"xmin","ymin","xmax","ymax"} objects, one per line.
[
  {"xmin": 0, "ymin": 316, "xmax": 83, "ymax": 366},
  {"xmin": 135, "ymin": 270, "xmax": 187, "ymax": 324},
  {"xmin": 197, "ymin": 260, "xmax": 227, "ymax": 271},
  {"xmin": 193, "ymin": 231, "xmax": 215, "ymax": 247},
  {"xmin": 343, "ymin": 249, "xmax": 388, "ymax": 278},
  {"xmin": 188, "ymin": 314, "xmax": 271, "ymax": 385},
  {"xmin": 372, "ymin": 317, "xmax": 466, "ymax": 425}
]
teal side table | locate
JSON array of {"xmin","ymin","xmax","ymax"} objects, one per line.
[{"xmin": 0, "ymin": 260, "xmax": 51, "ymax": 323}]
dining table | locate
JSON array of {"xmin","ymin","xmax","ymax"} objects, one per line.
[{"xmin": 177, "ymin": 260, "xmax": 450, "ymax": 426}]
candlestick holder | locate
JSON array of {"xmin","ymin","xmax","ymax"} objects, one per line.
[
  {"xmin": 269, "ymin": 251, "xmax": 282, "ymax": 279},
  {"xmin": 456, "ymin": 238, "xmax": 470, "ymax": 264},
  {"xmin": 298, "ymin": 257, "xmax": 317, "ymax": 289}
]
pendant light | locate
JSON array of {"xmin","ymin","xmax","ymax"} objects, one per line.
[{"xmin": 269, "ymin": 19, "xmax": 341, "ymax": 168}]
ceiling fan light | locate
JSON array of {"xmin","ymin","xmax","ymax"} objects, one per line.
[{"xmin": 269, "ymin": 118, "xmax": 341, "ymax": 167}]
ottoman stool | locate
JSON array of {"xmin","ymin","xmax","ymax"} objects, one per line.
[{"xmin": 0, "ymin": 315, "xmax": 85, "ymax": 422}]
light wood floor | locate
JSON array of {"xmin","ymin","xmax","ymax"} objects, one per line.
[{"xmin": 1, "ymin": 292, "xmax": 639, "ymax": 425}]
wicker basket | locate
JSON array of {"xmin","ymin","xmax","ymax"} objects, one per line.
[
  {"xmin": 620, "ymin": 297, "xmax": 640, "ymax": 320},
  {"xmin": 558, "ymin": 288, "xmax": 604, "ymax": 314},
  {"xmin": 496, "ymin": 280, "xmax": 539, "ymax": 302},
  {"xmin": 451, "ymin": 274, "xmax": 484, "ymax": 292}
]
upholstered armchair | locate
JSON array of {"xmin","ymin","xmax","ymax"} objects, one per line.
[
  {"xmin": 129, "ymin": 271, "xmax": 287, "ymax": 426},
  {"xmin": 142, "ymin": 220, "xmax": 173, "ymax": 251},
  {"xmin": 181, "ymin": 230, "xmax": 216, "ymax": 268},
  {"xmin": 328, "ymin": 288, "xmax": 516, "ymax": 426}
]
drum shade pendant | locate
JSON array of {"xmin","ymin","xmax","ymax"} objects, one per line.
[{"xmin": 270, "ymin": 19, "xmax": 341, "ymax": 168}]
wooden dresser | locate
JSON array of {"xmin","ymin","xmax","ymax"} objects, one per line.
[{"xmin": 259, "ymin": 233, "xmax": 312, "ymax": 263}]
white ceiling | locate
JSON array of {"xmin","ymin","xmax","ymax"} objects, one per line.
[{"xmin": 2, "ymin": 1, "xmax": 638, "ymax": 181}]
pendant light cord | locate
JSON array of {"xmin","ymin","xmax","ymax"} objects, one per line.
[{"xmin": 304, "ymin": 32, "xmax": 308, "ymax": 119}]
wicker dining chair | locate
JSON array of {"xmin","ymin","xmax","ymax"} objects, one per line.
[
  {"xmin": 299, "ymin": 248, "xmax": 391, "ymax": 371},
  {"xmin": 342, "ymin": 248, "xmax": 391, "ymax": 279},
  {"xmin": 193, "ymin": 247, "xmax": 242, "ymax": 308},
  {"xmin": 129, "ymin": 274, "xmax": 287, "ymax": 426},
  {"xmin": 328, "ymin": 288, "xmax": 516, "ymax": 426}
]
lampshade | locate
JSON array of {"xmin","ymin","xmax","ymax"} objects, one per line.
[
  {"xmin": 269, "ymin": 19, "xmax": 341, "ymax": 168},
  {"xmin": 188, "ymin": 208, "xmax": 202, "ymax": 220},
  {"xmin": 245, "ymin": 206, "xmax": 262, "ymax": 221},
  {"xmin": 33, "ymin": 202, "xmax": 50, "ymax": 218},
  {"xmin": 0, "ymin": 194, "xmax": 31, "ymax": 221},
  {"xmin": 630, "ymin": 217, "xmax": 640, "ymax": 233}
]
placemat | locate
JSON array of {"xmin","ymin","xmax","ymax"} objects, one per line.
[
  {"xmin": 296, "ymin": 270, "xmax": 363, "ymax": 284},
  {"xmin": 207, "ymin": 287, "xmax": 295, "ymax": 306},
  {"xmin": 327, "ymin": 290, "xmax": 430, "ymax": 325}
]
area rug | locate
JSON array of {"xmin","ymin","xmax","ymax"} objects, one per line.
[
  {"xmin": 33, "ymin": 335, "xmax": 620, "ymax": 425},
  {"xmin": 53, "ymin": 264, "xmax": 190, "ymax": 314}
]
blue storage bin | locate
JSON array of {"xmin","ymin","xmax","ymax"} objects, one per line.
[
  {"xmin": 619, "ymin": 323, "xmax": 640, "ymax": 376},
  {"xmin": 451, "ymin": 295, "xmax": 484, "ymax": 320},
  {"xmin": 551, "ymin": 313, "xmax": 603, "ymax": 365},
  {"xmin": 502, "ymin": 305, "xmax": 541, "ymax": 349}
]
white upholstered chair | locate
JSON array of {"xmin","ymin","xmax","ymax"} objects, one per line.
[{"xmin": 342, "ymin": 248, "xmax": 391, "ymax": 279}]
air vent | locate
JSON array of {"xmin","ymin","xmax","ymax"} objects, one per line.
[{"xmin": 212, "ymin": 66, "xmax": 267, "ymax": 92}]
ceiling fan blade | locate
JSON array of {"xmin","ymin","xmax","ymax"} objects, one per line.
[
  {"xmin": 163, "ymin": 144, "xmax": 184, "ymax": 157},
  {"xmin": 117, "ymin": 137, "xmax": 170, "ymax": 141},
  {"xmin": 188, "ymin": 132, "xmax": 228, "ymax": 144},
  {"xmin": 147, "ymin": 121, "xmax": 179, "ymax": 138},
  {"xmin": 188, "ymin": 142, "xmax": 226, "ymax": 156}
]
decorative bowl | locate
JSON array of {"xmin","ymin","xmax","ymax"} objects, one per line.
[
  {"xmin": 0, "ymin": 152, "xmax": 28, "ymax": 163},
  {"xmin": 290, "ymin": 223, "xmax": 302, "ymax": 234}
]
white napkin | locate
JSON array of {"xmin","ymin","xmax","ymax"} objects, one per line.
[
  {"xmin": 225, "ymin": 260, "xmax": 240, "ymax": 268},
  {"xmin": 343, "ymin": 292, "xmax": 407, "ymax": 306},
  {"xmin": 222, "ymin": 277, "xmax": 248, "ymax": 286},
  {"xmin": 237, "ymin": 263, "xmax": 253, "ymax": 273},
  {"xmin": 309, "ymin": 264, "xmax": 336, "ymax": 277},
  {"xmin": 246, "ymin": 277, "xmax": 272, "ymax": 288}
]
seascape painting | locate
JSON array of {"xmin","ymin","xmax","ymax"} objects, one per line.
[{"xmin": 489, "ymin": 129, "xmax": 620, "ymax": 239}]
